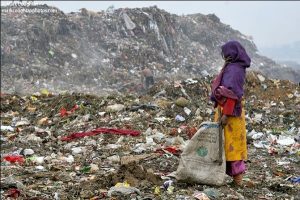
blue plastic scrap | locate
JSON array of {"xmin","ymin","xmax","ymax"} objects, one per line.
[{"xmin": 289, "ymin": 177, "xmax": 300, "ymax": 184}]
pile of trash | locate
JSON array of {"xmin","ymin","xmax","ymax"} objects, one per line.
[
  {"xmin": 1, "ymin": 72, "xmax": 299, "ymax": 199},
  {"xmin": 1, "ymin": 4, "xmax": 299, "ymax": 95}
]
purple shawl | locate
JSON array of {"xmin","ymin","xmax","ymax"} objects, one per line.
[{"xmin": 211, "ymin": 41, "xmax": 251, "ymax": 116}]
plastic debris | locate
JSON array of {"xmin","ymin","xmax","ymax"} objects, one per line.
[
  {"xmin": 3, "ymin": 155, "xmax": 25, "ymax": 164},
  {"xmin": 23, "ymin": 149, "xmax": 35, "ymax": 156},
  {"xmin": 183, "ymin": 107, "xmax": 191, "ymax": 116},
  {"xmin": 1, "ymin": 126, "xmax": 14, "ymax": 132},
  {"xmin": 80, "ymin": 165, "xmax": 91, "ymax": 173},
  {"xmin": 154, "ymin": 186, "xmax": 160, "ymax": 195},
  {"xmin": 289, "ymin": 177, "xmax": 300, "ymax": 184},
  {"xmin": 193, "ymin": 191, "xmax": 210, "ymax": 200},
  {"xmin": 277, "ymin": 136, "xmax": 295, "ymax": 146},
  {"xmin": 175, "ymin": 115, "xmax": 185, "ymax": 122}
]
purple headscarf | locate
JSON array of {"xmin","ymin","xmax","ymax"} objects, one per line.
[
  {"xmin": 221, "ymin": 41, "xmax": 251, "ymax": 68},
  {"xmin": 211, "ymin": 41, "xmax": 251, "ymax": 116}
]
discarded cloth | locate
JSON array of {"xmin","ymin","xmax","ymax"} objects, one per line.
[
  {"xmin": 7, "ymin": 188, "xmax": 21, "ymax": 198},
  {"xmin": 61, "ymin": 128, "xmax": 141, "ymax": 141},
  {"xmin": 3, "ymin": 155, "xmax": 25, "ymax": 164},
  {"xmin": 226, "ymin": 160, "xmax": 246, "ymax": 176}
]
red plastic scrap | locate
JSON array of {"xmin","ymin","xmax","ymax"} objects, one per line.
[
  {"xmin": 155, "ymin": 146, "xmax": 181, "ymax": 156},
  {"xmin": 164, "ymin": 146, "xmax": 180, "ymax": 155},
  {"xmin": 60, "ymin": 105, "xmax": 79, "ymax": 117},
  {"xmin": 3, "ymin": 155, "xmax": 24, "ymax": 164},
  {"xmin": 90, "ymin": 196, "xmax": 100, "ymax": 200},
  {"xmin": 170, "ymin": 128, "xmax": 178, "ymax": 136},
  {"xmin": 70, "ymin": 104, "xmax": 79, "ymax": 112},
  {"xmin": 7, "ymin": 188, "xmax": 21, "ymax": 198},
  {"xmin": 61, "ymin": 128, "xmax": 141, "ymax": 141},
  {"xmin": 60, "ymin": 107, "xmax": 68, "ymax": 117},
  {"xmin": 186, "ymin": 126, "xmax": 197, "ymax": 139}
]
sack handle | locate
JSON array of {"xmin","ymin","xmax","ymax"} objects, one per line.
[{"xmin": 216, "ymin": 107, "xmax": 223, "ymax": 165}]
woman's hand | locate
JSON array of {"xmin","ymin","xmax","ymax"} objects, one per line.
[{"xmin": 220, "ymin": 115, "xmax": 228, "ymax": 126}]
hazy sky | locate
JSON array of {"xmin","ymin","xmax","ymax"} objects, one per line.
[{"xmin": 2, "ymin": 1, "xmax": 300, "ymax": 50}]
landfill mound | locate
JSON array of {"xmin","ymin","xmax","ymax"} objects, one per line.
[
  {"xmin": 1, "ymin": 4, "xmax": 300, "ymax": 95},
  {"xmin": 1, "ymin": 72, "xmax": 299, "ymax": 199}
]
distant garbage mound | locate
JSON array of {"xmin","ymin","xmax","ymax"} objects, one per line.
[{"xmin": 1, "ymin": 4, "xmax": 299, "ymax": 95}]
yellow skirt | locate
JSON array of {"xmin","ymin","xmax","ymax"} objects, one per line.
[{"xmin": 214, "ymin": 105, "xmax": 248, "ymax": 161}]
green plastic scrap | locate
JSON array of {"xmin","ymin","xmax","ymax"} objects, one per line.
[
  {"xmin": 80, "ymin": 165, "xmax": 91, "ymax": 173},
  {"xmin": 26, "ymin": 156, "xmax": 37, "ymax": 162},
  {"xmin": 48, "ymin": 50, "xmax": 54, "ymax": 56}
]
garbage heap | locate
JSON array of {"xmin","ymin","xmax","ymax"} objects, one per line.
[
  {"xmin": 1, "ymin": 72, "xmax": 299, "ymax": 199},
  {"xmin": 1, "ymin": 4, "xmax": 300, "ymax": 95}
]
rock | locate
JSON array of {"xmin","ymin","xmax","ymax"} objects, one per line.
[
  {"xmin": 107, "ymin": 186, "xmax": 141, "ymax": 197},
  {"xmin": 106, "ymin": 104, "xmax": 125, "ymax": 112},
  {"xmin": 203, "ymin": 188, "xmax": 220, "ymax": 199},
  {"xmin": 90, "ymin": 164, "xmax": 99, "ymax": 172},
  {"xmin": 107, "ymin": 155, "xmax": 120, "ymax": 163},
  {"xmin": 175, "ymin": 97, "xmax": 189, "ymax": 107}
]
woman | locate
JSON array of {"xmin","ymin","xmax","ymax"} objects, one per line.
[{"xmin": 210, "ymin": 40, "xmax": 251, "ymax": 186}]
